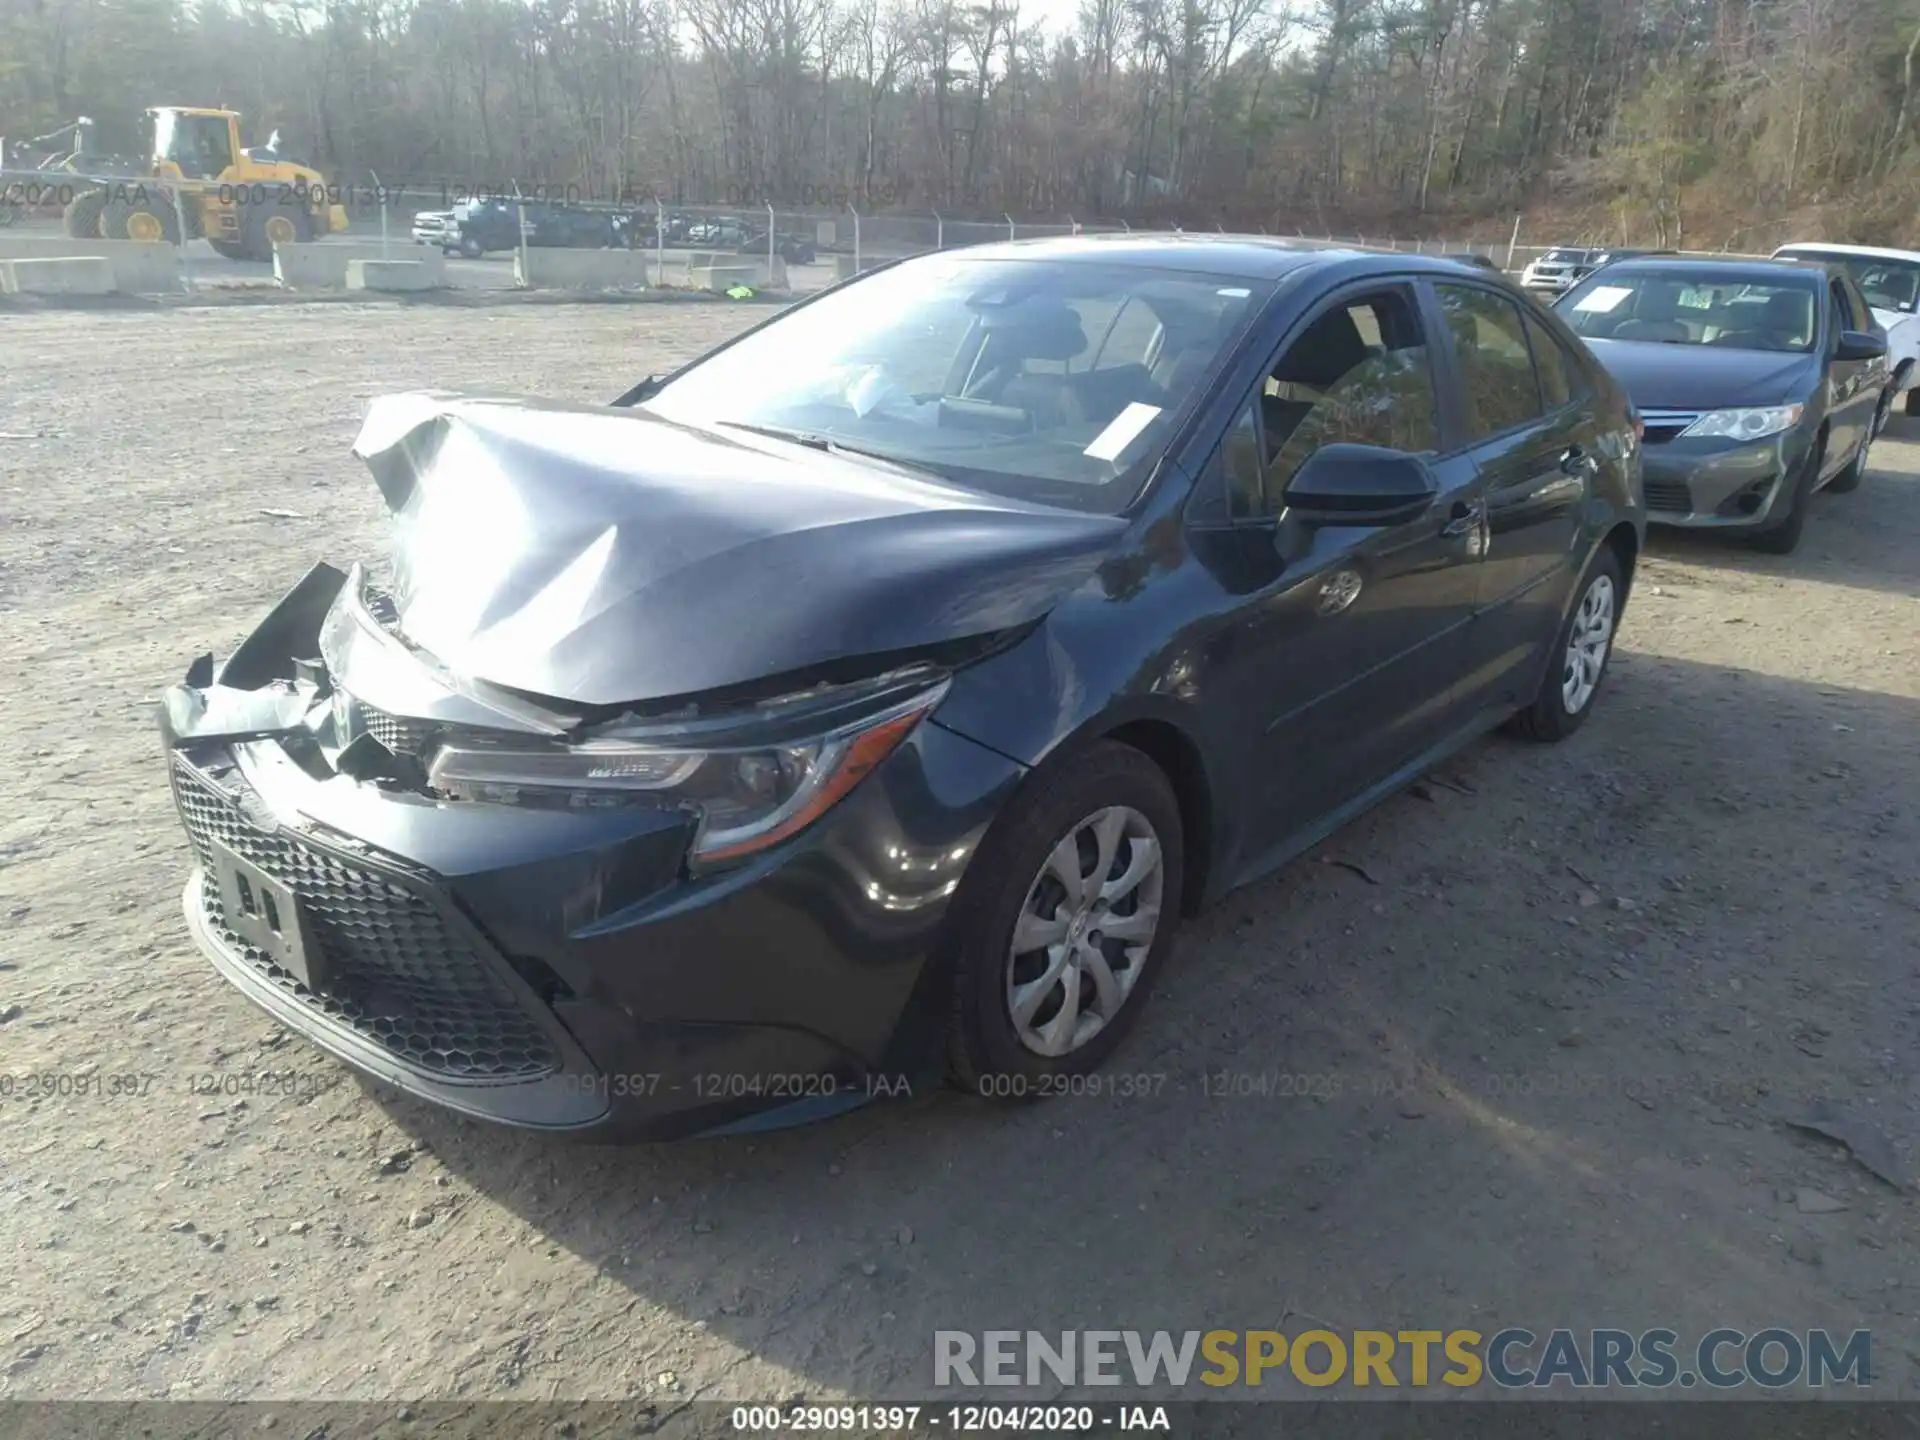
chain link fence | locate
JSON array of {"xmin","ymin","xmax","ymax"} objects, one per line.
[{"xmin": 0, "ymin": 163, "xmax": 1779, "ymax": 297}]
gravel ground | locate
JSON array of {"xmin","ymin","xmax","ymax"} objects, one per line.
[{"xmin": 2, "ymin": 302, "xmax": 1918, "ymax": 1412}]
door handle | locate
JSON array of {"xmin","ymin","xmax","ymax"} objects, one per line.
[
  {"xmin": 1442, "ymin": 500, "xmax": 1485, "ymax": 537},
  {"xmin": 1560, "ymin": 446, "xmax": 1600, "ymax": 478}
]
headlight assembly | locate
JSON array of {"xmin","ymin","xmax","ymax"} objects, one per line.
[
  {"xmin": 1679, "ymin": 404, "xmax": 1804, "ymax": 442},
  {"xmin": 425, "ymin": 679, "xmax": 950, "ymax": 865}
]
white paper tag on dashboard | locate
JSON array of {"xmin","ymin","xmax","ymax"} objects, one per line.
[
  {"xmin": 1084, "ymin": 402, "xmax": 1162, "ymax": 461},
  {"xmin": 1574, "ymin": 285, "xmax": 1632, "ymax": 314}
]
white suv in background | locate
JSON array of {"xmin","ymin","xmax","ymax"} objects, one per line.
[{"xmin": 1773, "ymin": 242, "xmax": 1920, "ymax": 431}]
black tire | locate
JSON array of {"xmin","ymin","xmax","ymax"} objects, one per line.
[
  {"xmin": 1749, "ymin": 433, "xmax": 1824, "ymax": 555},
  {"xmin": 1826, "ymin": 429, "xmax": 1868, "ymax": 494},
  {"xmin": 1505, "ymin": 546, "xmax": 1624, "ymax": 743},
  {"xmin": 240, "ymin": 200, "xmax": 312, "ymax": 261},
  {"xmin": 1873, "ymin": 383, "xmax": 1896, "ymax": 437},
  {"xmin": 459, "ymin": 235, "xmax": 483, "ymax": 259},
  {"xmin": 1906, "ymin": 387, "xmax": 1920, "ymax": 419},
  {"xmin": 101, "ymin": 190, "xmax": 181, "ymax": 244},
  {"xmin": 62, "ymin": 189, "xmax": 108, "ymax": 238},
  {"xmin": 945, "ymin": 740, "xmax": 1184, "ymax": 1095},
  {"xmin": 208, "ymin": 238, "xmax": 248, "ymax": 262}
]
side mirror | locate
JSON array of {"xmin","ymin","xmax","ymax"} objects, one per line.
[
  {"xmin": 1836, "ymin": 330, "xmax": 1888, "ymax": 363},
  {"xmin": 1281, "ymin": 443, "xmax": 1438, "ymax": 527}
]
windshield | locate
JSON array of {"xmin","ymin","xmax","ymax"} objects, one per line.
[
  {"xmin": 1778, "ymin": 249, "xmax": 1920, "ymax": 315},
  {"xmin": 1543, "ymin": 249, "xmax": 1595, "ymax": 264},
  {"xmin": 150, "ymin": 111, "xmax": 233, "ymax": 179},
  {"xmin": 641, "ymin": 256, "xmax": 1269, "ymax": 513},
  {"xmin": 1558, "ymin": 270, "xmax": 1819, "ymax": 352}
]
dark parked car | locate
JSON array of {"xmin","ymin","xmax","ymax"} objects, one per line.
[
  {"xmin": 1556, "ymin": 256, "xmax": 1887, "ymax": 553},
  {"xmin": 738, "ymin": 226, "xmax": 818, "ymax": 264},
  {"xmin": 158, "ymin": 236, "xmax": 1643, "ymax": 1140},
  {"xmin": 444, "ymin": 198, "xmax": 616, "ymax": 257}
]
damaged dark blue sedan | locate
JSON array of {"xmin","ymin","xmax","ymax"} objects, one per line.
[{"xmin": 161, "ymin": 236, "xmax": 1644, "ymax": 1139}]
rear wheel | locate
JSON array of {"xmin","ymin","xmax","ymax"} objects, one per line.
[
  {"xmin": 208, "ymin": 238, "xmax": 248, "ymax": 262},
  {"xmin": 458, "ymin": 235, "xmax": 483, "ymax": 259},
  {"xmin": 945, "ymin": 741, "xmax": 1183, "ymax": 1094},
  {"xmin": 101, "ymin": 190, "xmax": 181, "ymax": 244},
  {"xmin": 1505, "ymin": 547, "xmax": 1622, "ymax": 743},
  {"xmin": 62, "ymin": 188, "xmax": 108, "ymax": 238}
]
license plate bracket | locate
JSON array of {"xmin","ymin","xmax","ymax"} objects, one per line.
[{"xmin": 208, "ymin": 839, "xmax": 328, "ymax": 990}]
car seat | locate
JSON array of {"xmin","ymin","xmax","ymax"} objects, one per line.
[
  {"xmin": 966, "ymin": 306, "xmax": 1091, "ymax": 427},
  {"xmin": 1261, "ymin": 307, "xmax": 1371, "ymax": 455},
  {"xmin": 1611, "ymin": 288, "xmax": 1692, "ymax": 344},
  {"xmin": 1712, "ymin": 290, "xmax": 1814, "ymax": 351}
]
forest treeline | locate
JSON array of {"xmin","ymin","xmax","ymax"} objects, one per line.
[{"xmin": 4, "ymin": 0, "xmax": 1920, "ymax": 242}]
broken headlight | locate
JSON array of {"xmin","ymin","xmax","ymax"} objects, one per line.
[{"xmin": 425, "ymin": 680, "xmax": 950, "ymax": 865}]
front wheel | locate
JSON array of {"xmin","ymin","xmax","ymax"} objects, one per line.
[
  {"xmin": 1826, "ymin": 429, "xmax": 1869, "ymax": 494},
  {"xmin": 1505, "ymin": 548, "xmax": 1623, "ymax": 743},
  {"xmin": 101, "ymin": 191, "xmax": 181, "ymax": 244},
  {"xmin": 946, "ymin": 741, "xmax": 1183, "ymax": 1094},
  {"xmin": 1750, "ymin": 433, "xmax": 1823, "ymax": 555},
  {"xmin": 459, "ymin": 235, "xmax": 483, "ymax": 258}
]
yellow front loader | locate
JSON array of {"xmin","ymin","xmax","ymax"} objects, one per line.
[{"xmin": 61, "ymin": 107, "xmax": 352, "ymax": 260}]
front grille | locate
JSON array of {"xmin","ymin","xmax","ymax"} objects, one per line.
[
  {"xmin": 361, "ymin": 707, "xmax": 440, "ymax": 757},
  {"xmin": 1643, "ymin": 478, "xmax": 1692, "ymax": 513},
  {"xmin": 344, "ymin": 587, "xmax": 442, "ymax": 758},
  {"xmin": 172, "ymin": 758, "xmax": 560, "ymax": 1083},
  {"xmin": 1639, "ymin": 409, "xmax": 1700, "ymax": 446}
]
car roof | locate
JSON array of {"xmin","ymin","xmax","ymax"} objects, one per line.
[
  {"xmin": 916, "ymin": 232, "xmax": 1516, "ymax": 282},
  {"xmin": 1774, "ymin": 240, "xmax": 1920, "ymax": 263},
  {"xmin": 1580, "ymin": 256, "xmax": 1831, "ymax": 288}
]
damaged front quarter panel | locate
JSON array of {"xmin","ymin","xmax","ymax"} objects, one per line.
[{"xmin": 158, "ymin": 562, "xmax": 345, "ymax": 750}]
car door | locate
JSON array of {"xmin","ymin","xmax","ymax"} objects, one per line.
[
  {"xmin": 1427, "ymin": 281, "xmax": 1597, "ymax": 711},
  {"xmin": 1198, "ymin": 280, "xmax": 1491, "ymax": 863},
  {"xmin": 1823, "ymin": 275, "xmax": 1873, "ymax": 465}
]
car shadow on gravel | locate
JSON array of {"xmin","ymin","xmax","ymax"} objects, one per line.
[{"xmin": 355, "ymin": 653, "xmax": 1920, "ymax": 1401}]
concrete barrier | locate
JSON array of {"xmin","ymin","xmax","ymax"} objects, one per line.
[
  {"xmin": 345, "ymin": 258, "xmax": 446, "ymax": 293},
  {"xmin": 513, "ymin": 249, "xmax": 650, "ymax": 290},
  {"xmin": 688, "ymin": 263, "xmax": 763, "ymax": 294},
  {"xmin": 833, "ymin": 254, "xmax": 883, "ymax": 282},
  {"xmin": 275, "ymin": 243, "xmax": 419, "ymax": 289},
  {"xmin": 0, "ymin": 238, "xmax": 181, "ymax": 293},
  {"xmin": 1, "ymin": 256, "xmax": 117, "ymax": 296}
]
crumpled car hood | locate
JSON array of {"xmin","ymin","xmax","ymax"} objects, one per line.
[{"xmin": 352, "ymin": 393, "xmax": 1127, "ymax": 709}]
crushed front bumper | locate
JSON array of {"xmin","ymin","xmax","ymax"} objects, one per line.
[{"xmin": 159, "ymin": 566, "xmax": 1026, "ymax": 1139}]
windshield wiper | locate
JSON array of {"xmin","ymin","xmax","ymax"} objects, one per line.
[{"xmin": 714, "ymin": 421, "xmax": 946, "ymax": 480}]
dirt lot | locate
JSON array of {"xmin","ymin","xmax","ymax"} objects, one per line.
[{"xmin": 2, "ymin": 302, "xmax": 1918, "ymax": 1412}]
